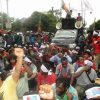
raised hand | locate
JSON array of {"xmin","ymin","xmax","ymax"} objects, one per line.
[{"xmin": 14, "ymin": 48, "xmax": 24, "ymax": 57}]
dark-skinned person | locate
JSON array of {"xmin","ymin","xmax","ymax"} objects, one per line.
[
  {"xmin": 0, "ymin": 48, "xmax": 24, "ymax": 100},
  {"xmin": 56, "ymin": 57, "xmax": 74, "ymax": 78},
  {"xmin": 56, "ymin": 76, "xmax": 73, "ymax": 100},
  {"xmin": 71, "ymin": 60, "xmax": 97, "ymax": 100}
]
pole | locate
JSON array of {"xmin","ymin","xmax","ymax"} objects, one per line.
[
  {"xmin": 81, "ymin": 0, "xmax": 83, "ymax": 23},
  {"xmin": 0, "ymin": 0, "xmax": 3, "ymax": 29},
  {"xmin": 6, "ymin": 0, "xmax": 9, "ymax": 23},
  {"xmin": 6, "ymin": 0, "xmax": 11, "ymax": 30}
]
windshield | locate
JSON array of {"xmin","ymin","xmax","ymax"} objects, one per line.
[{"xmin": 55, "ymin": 30, "xmax": 77, "ymax": 37}]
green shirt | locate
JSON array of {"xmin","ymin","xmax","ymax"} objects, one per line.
[{"xmin": 56, "ymin": 93, "xmax": 68, "ymax": 100}]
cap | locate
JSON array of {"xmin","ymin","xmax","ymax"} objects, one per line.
[
  {"xmin": 41, "ymin": 64, "xmax": 48, "ymax": 73},
  {"xmin": 84, "ymin": 60, "xmax": 93, "ymax": 67},
  {"xmin": 75, "ymin": 46, "xmax": 80, "ymax": 50}
]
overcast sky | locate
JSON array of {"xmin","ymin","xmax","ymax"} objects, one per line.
[{"xmin": 0, "ymin": 0, "xmax": 100, "ymax": 26}]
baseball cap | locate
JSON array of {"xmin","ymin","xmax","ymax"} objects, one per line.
[{"xmin": 84, "ymin": 60, "xmax": 93, "ymax": 67}]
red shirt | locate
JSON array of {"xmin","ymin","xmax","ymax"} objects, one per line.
[
  {"xmin": 92, "ymin": 36, "xmax": 100, "ymax": 54},
  {"xmin": 37, "ymin": 72, "xmax": 56, "ymax": 86}
]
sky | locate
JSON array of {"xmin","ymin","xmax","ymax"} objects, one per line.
[{"xmin": 0, "ymin": 0, "xmax": 100, "ymax": 27}]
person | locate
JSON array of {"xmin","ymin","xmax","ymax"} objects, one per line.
[
  {"xmin": 49, "ymin": 53, "xmax": 63, "ymax": 65},
  {"xmin": 56, "ymin": 77, "xmax": 73, "ymax": 100},
  {"xmin": 56, "ymin": 57, "xmax": 74, "ymax": 78},
  {"xmin": 0, "ymin": 48, "xmax": 24, "ymax": 100},
  {"xmin": 73, "ymin": 55, "xmax": 84, "ymax": 72},
  {"xmin": 24, "ymin": 56, "xmax": 38, "ymax": 91},
  {"xmin": 37, "ymin": 63, "xmax": 56, "ymax": 89},
  {"xmin": 72, "ymin": 60, "xmax": 97, "ymax": 100}
]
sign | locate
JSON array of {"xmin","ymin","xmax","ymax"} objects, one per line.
[{"xmin": 23, "ymin": 94, "xmax": 40, "ymax": 100}]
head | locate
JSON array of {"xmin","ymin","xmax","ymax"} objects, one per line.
[
  {"xmin": 56, "ymin": 77, "xmax": 70, "ymax": 96},
  {"xmin": 84, "ymin": 51, "xmax": 91, "ymax": 59},
  {"xmin": 40, "ymin": 63, "xmax": 51, "ymax": 76},
  {"xmin": 84, "ymin": 60, "xmax": 93, "ymax": 71},
  {"xmin": 58, "ymin": 53, "xmax": 63, "ymax": 58},
  {"xmin": 0, "ymin": 70, "xmax": 7, "ymax": 82},
  {"xmin": 61, "ymin": 57, "xmax": 68, "ymax": 68},
  {"xmin": 78, "ymin": 55, "xmax": 84, "ymax": 63},
  {"xmin": 75, "ymin": 46, "xmax": 80, "ymax": 52},
  {"xmin": 78, "ymin": 13, "xmax": 80, "ymax": 16},
  {"xmin": 7, "ymin": 54, "xmax": 17, "ymax": 65}
]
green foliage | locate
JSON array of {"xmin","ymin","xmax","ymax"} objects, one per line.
[
  {"xmin": 89, "ymin": 19, "xmax": 100, "ymax": 30},
  {"xmin": 22, "ymin": 11, "xmax": 57, "ymax": 32},
  {"xmin": 12, "ymin": 19, "xmax": 21, "ymax": 31}
]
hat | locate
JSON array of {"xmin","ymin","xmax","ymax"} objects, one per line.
[
  {"xmin": 75, "ymin": 46, "xmax": 80, "ymax": 50},
  {"xmin": 84, "ymin": 60, "xmax": 93, "ymax": 67},
  {"xmin": 24, "ymin": 57, "xmax": 32, "ymax": 63},
  {"xmin": 40, "ymin": 64, "xmax": 49, "ymax": 73}
]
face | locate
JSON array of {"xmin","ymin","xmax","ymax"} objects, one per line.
[
  {"xmin": 58, "ymin": 53, "xmax": 63, "ymax": 58},
  {"xmin": 84, "ymin": 53, "xmax": 89, "ymax": 58},
  {"xmin": 56, "ymin": 83, "xmax": 66, "ymax": 96},
  {"xmin": 62, "ymin": 60, "xmax": 67, "ymax": 67},
  {"xmin": 79, "ymin": 57, "xmax": 84, "ymax": 62}
]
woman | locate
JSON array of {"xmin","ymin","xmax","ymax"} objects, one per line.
[{"xmin": 0, "ymin": 48, "xmax": 24, "ymax": 100}]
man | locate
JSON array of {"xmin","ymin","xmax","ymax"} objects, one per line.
[
  {"xmin": 72, "ymin": 60, "xmax": 97, "ymax": 100},
  {"xmin": 49, "ymin": 53, "xmax": 63, "ymax": 65},
  {"xmin": 56, "ymin": 77, "xmax": 73, "ymax": 100},
  {"xmin": 37, "ymin": 63, "xmax": 56, "ymax": 88},
  {"xmin": 24, "ymin": 56, "xmax": 37, "ymax": 91},
  {"xmin": 56, "ymin": 57, "xmax": 74, "ymax": 78},
  {"xmin": 0, "ymin": 48, "xmax": 24, "ymax": 100}
]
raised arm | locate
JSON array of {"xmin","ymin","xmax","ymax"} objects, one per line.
[{"xmin": 12, "ymin": 48, "xmax": 24, "ymax": 83}]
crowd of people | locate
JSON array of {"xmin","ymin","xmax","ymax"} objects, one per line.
[{"xmin": 0, "ymin": 30, "xmax": 100, "ymax": 100}]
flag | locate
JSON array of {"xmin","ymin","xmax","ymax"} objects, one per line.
[
  {"xmin": 61, "ymin": 0, "xmax": 70, "ymax": 13},
  {"xmin": 83, "ymin": 0, "xmax": 93, "ymax": 11}
]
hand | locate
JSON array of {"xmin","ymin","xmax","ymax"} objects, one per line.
[
  {"xmin": 39, "ymin": 84, "xmax": 54, "ymax": 100},
  {"xmin": 14, "ymin": 48, "xmax": 24, "ymax": 57},
  {"xmin": 83, "ymin": 66, "xmax": 89, "ymax": 71},
  {"xmin": 66, "ymin": 91, "xmax": 73, "ymax": 100}
]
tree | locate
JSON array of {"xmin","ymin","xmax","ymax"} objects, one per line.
[
  {"xmin": 12, "ymin": 19, "xmax": 21, "ymax": 31},
  {"xmin": 89, "ymin": 19, "xmax": 100, "ymax": 30},
  {"xmin": 23, "ymin": 11, "xmax": 57, "ymax": 32}
]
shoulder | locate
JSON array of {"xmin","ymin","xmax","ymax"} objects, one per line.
[
  {"xmin": 76, "ymin": 67, "xmax": 84, "ymax": 73},
  {"xmin": 91, "ymin": 68, "xmax": 97, "ymax": 74}
]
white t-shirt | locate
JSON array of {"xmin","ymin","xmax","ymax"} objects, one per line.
[{"xmin": 76, "ymin": 67, "xmax": 97, "ymax": 86}]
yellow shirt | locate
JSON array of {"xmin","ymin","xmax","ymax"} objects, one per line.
[{"xmin": 0, "ymin": 75, "xmax": 18, "ymax": 100}]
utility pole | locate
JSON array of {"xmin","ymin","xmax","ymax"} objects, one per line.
[
  {"xmin": 0, "ymin": 0, "xmax": 3, "ymax": 29},
  {"xmin": 6, "ymin": 0, "xmax": 11, "ymax": 30}
]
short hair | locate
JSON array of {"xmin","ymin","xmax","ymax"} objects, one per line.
[
  {"xmin": 61, "ymin": 57, "xmax": 67, "ymax": 62},
  {"xmin": 56, "ymin": 76, "xmax": 71, "ymax": 89},
  {"xmin": 7, "ymin": 54, "xmax": 17, "ymax": 63},
  {"xmin": 0, "ymin": 70, "xmax": 7, "ymax": 81}
]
